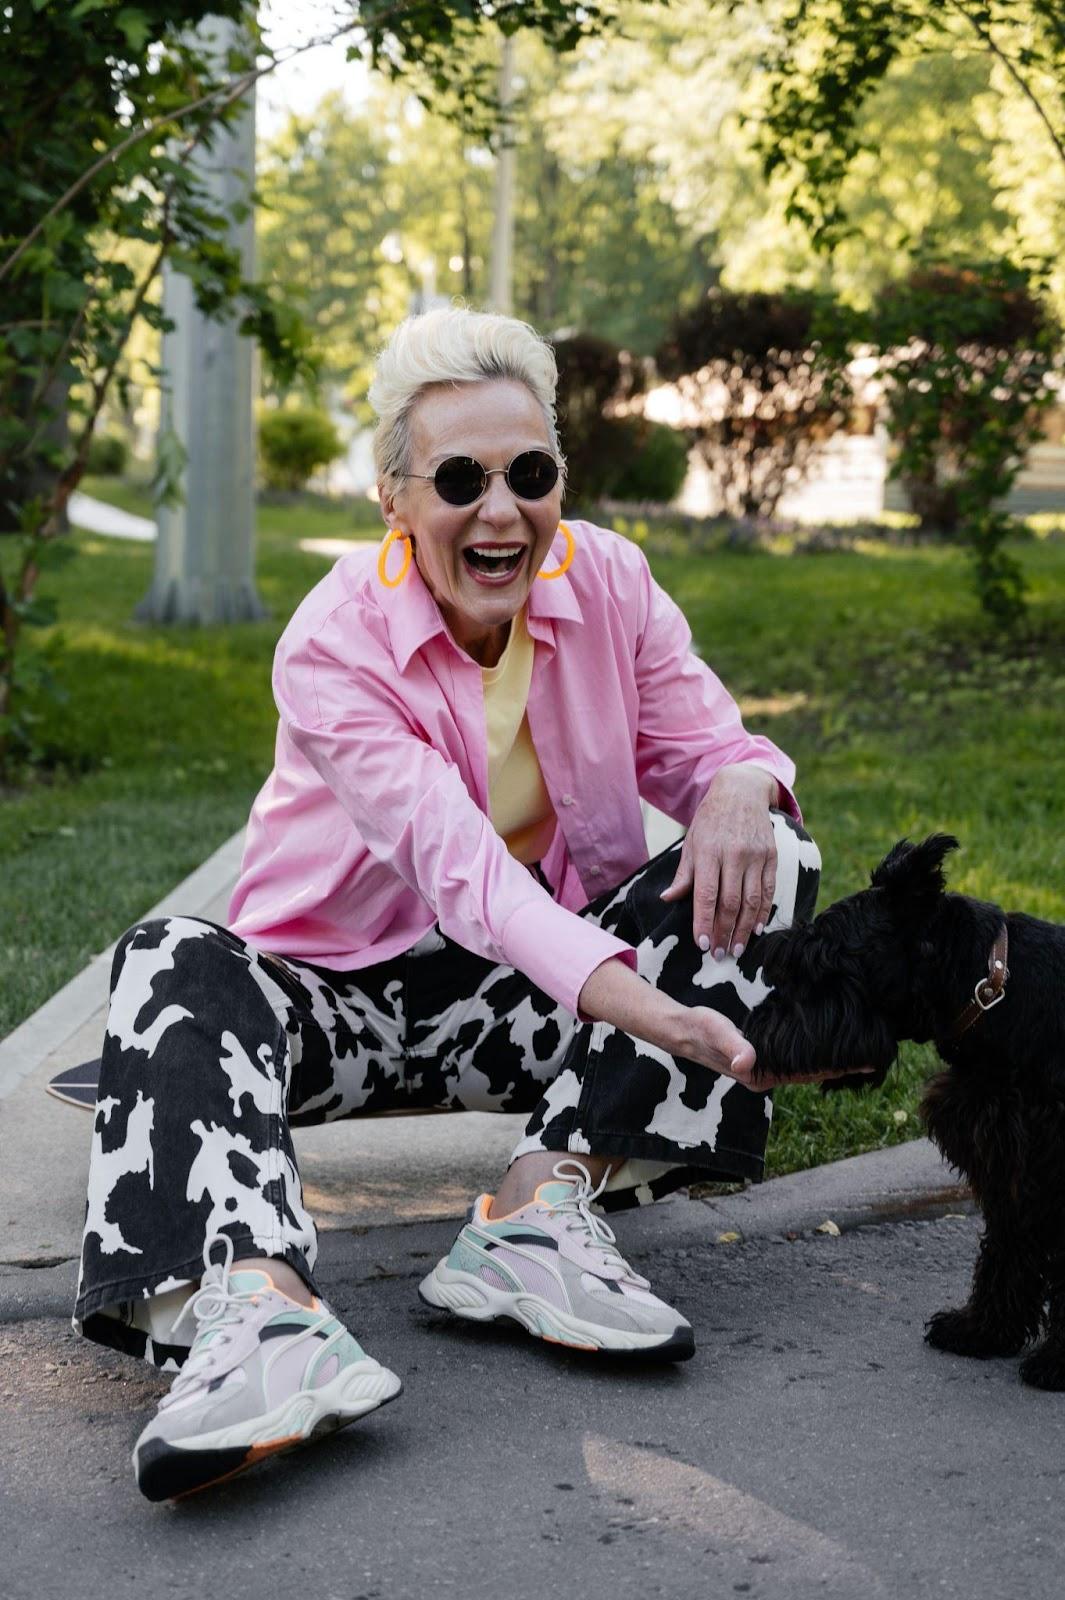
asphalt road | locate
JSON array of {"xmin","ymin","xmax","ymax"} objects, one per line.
[{"xmin": 3, "ymin": 1193, "xmax": 1064, "ymax": 1600}]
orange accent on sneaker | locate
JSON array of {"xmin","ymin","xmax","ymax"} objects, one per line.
[{"xmin": 170, "ymin": 1433, "xmax": 305, "ymax": 1501}]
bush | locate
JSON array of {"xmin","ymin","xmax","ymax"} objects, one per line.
[
  {"xmin": 258, "ymin": 405, "xmax": 343, "ymax": 493},
  {"xmin": 85, "ymin": 429, "xmax": 129, "ymax": 476},
  {"xmin": 870, "ymin": 259, "xmax": 1061, "ymax": 624},
  {"xmin": 610, "ymin": 420, "xmax": 690, "ymax": 503},
  {"xmin": 551, "ymin": 333, "xmax": 644, "ymax": 504},
  {"xmin": 655, "ymin": 288, "xmax": 854, "ymax": 520}
]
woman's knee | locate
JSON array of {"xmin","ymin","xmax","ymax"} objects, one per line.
[
  {"xmin": 113, "ymin": 916, "xmax": 238, "ymax": 979},
  {"xmin": 769, "ymin": 809, "xmax": 821, "ymax": 929},
  {"xmin": 108, "ymin": 916, "xmax": 251, "ymax": 1030}
]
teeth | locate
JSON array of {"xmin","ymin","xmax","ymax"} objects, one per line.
[{"xmin": 468, "ymin": 545, "xmax": 523, "ymax": 555}]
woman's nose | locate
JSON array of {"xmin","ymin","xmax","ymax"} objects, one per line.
[{"xmin": 477, "ymin": 470, "xmax": 521, "ymax": 525}]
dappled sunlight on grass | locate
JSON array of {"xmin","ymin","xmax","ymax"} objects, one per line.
[
  {"xmin": 42, "ymin": 622, "xmax": 223, "ymax": 673},
  {"xmin": 737, "ymin": 691, "xmax": 809, "ymax": 717}
]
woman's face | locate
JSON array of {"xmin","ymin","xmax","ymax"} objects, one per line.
[{"xmin": 381, "ymin": 379, "xmax": 563, "ymax": 668}]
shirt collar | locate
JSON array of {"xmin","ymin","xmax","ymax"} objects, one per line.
[{"xmin": 375, "ymin": 527, "xmax": 583, "ymax": 673}]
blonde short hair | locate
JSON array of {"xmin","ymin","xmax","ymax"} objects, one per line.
[{"xmin": 369, "ymin": 306, "xmax": 564, "ymax": 491}]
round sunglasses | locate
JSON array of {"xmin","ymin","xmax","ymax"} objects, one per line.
[{"xmin": 401, "ymin": 449, "xmax": 560, "ymax": 508}]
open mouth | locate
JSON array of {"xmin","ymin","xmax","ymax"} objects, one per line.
[{"xmin": 462, "ymin": 545, "xmax": 527, "ymax": 580}]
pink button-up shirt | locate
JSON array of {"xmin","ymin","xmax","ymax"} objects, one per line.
[{"xmin": 227, "ymin": 520, "xmax": 799, "ymax": 1019}]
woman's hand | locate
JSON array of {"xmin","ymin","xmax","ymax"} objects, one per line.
[
  {"xmin": 659, "ymin": 765, "xmax": 779, "ymax": 959},
  {"xmin": 680, "ymin": 1008, "xmax": 877, "ymax": 1091}
]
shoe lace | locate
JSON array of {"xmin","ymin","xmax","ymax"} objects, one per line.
[
  {"xmin": 161, "ymin": 1234, "xmax": 261, "ymax": 1408},
  {"xmin": 547, "ymin": 1160, "xmax": 646, "ymax": 1284}
]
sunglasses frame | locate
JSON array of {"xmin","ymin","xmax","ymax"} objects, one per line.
[{"xmin": 401, "ymin": 449, "xmax": 560, "ymax": 507}]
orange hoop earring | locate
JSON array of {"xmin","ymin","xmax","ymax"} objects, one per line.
[
  {"xmin": 536, "ymin": 521, "xmax": 575, "ymax": 581},
  {"xmin": 378, "ymin": 526, "xmax": 412, "ymax": 588}
]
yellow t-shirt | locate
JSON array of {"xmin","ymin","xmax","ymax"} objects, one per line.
[{"xmin": 481, "ymin": 606, "xmax": 557, "ymax": 865}]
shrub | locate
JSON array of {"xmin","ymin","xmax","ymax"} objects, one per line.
[
  {"xmin": 655, "ymin": 288, "xmax": 854, "ymax": 520},
  {"xmin": 551, "ymin": 333, "xmax": 644, "ymax": 504},
  {"xmin": 610, "ymin": 420, "xmax": 690, "ymax": 503},
  {"xmin": 258, "ymin": 405, "xmax": 343, "ymax": 493},
  {"xmin": 869, "ymin": 260, "xmax": 1061, "ymax": 624},
  {"xmin": 85, "ymin": 429, "xmax": 129, "ymax": 476}
]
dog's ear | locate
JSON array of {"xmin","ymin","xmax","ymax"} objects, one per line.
[{"xmin": 870, "ymin": 834, "xmax": 959, "ymax": 907}]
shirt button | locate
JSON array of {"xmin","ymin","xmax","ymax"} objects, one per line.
[
  {"xmin": 561, "ymin": 793, "xmax": 575, "ymax": 806},
  {"xmin": 588, "ymin": 864, "xmax": 602, "ymax": 876}
]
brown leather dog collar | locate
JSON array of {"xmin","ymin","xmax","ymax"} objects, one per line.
[{"xmin": 949, "ymin": 926, "xmax": 1009, "ymax": 1040}]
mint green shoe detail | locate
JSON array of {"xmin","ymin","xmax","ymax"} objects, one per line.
[{"xmin": 420, "ymin": 1159, "xmax": 694, "ymax": 1360}]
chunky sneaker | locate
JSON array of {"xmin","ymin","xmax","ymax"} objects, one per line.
[
  {"xmin": 133, "ymin": 1236, "xmax": 402, "ymax": 1501},
  {"xmin": 419, "ymin": 1159, "xmax": 694, "ymax": 1360}
]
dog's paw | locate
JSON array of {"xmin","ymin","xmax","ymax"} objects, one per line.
[
  {"xmin": 1018, "ymin": 1345, "xmax": 1065, "ymax": 1391},
  {"xmin": 924, "ymin": 1306, "xmax": 1027, "ymax": 1359}
]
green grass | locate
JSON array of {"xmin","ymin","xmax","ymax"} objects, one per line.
[{"xmin": 3, "ymin": 481, "xmax": 1064, "ymax": 1179}]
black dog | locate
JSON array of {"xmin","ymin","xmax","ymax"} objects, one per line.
[{"xmin": 746, "ymin": 833, "xmax": 1065, "ymax": 1389}]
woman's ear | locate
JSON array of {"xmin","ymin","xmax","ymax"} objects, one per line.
[{"xmin": 378, "ymin": 482, "xmax": 396, "ymax": 528}]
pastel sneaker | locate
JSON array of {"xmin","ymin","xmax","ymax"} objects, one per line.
[
  {"xmin": 419, "ymin": 1159, "xmax": 694, "ymax": 1360},
  {"xmin": 133, "ymin": 1236, "xmax": 402, "ymax": 1501}
]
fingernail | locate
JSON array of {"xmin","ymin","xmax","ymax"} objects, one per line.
[
  {"xmin": 732, "ymin": 943, "xmax": 744, "ymax": 959},
  {"xmin": 714, "ymin": 947, "xmax": 726, "ymax": 961},
  {"xmin": 698, "ymin": 934, "xmax": 710, "ymax": 952},
  {"xmin": 755, "ymin": 922, "xmax": 764, "ymax": 936}
]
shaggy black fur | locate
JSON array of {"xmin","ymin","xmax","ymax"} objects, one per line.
[{"xmin": 746, "ymin": 833, "xmax": 1065, "ymax": 1389}]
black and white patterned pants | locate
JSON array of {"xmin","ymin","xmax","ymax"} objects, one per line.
[{"xmin": 74, "ymin": 810, "xmax": 820, "ymax": 1368}]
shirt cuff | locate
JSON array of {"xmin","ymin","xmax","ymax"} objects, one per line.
[{"xmin": 500, "ymin": 895, "xmax": 638, "ymax": 1019}]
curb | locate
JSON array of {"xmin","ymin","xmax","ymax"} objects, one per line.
[
  {"xmin": 0, "ymin": 826, "xmax": 245, "ymax": 1102},
  {"xmin": 609, "ymin": 1135, "xmax": 971, "ymax": 1258}
]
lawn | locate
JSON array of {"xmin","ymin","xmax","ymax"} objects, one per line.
[{"xmin": 3, "ymin": 479, "xmax": 1064, "ymax": 1178}]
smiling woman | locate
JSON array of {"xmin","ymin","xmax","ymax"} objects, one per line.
[
  {"xmin": 370, "ymin": 318, "xmax": 569, "ymax": 668},
  {"xmin": 72, "ymin": 305, "xmax": 832, "ymax": 1504}
]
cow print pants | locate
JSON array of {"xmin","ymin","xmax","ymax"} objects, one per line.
[{"xmin": 74, "ymin": 809, "xmax": 820, "ymax": 1368}]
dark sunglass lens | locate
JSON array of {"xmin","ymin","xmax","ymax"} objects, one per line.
[
  {"xmin": 433, "ymin": 456, "xmax": 486, "ymax": 506},
  {"xmin": 507, "ymin": 451, "xmax": 559, "ymax": 500}
]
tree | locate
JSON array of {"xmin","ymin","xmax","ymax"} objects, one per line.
[
  {"xmin": 738, "ymin": 0, "xmax": 1065, "ymax": 250},
  {"xmin": 869, "ymin": 259, "xmax": 1060, "ymax": 623},
  {"xmin": 256, "ymin": 92, "xmax": 413, "ymax": 404},
  {"xmin": 655, "ymin": 288, "xmax": 854, "ymax": 519},
  {"xmin": 0, "ymin": 0, "xmax": 618, "ymax": 779}
]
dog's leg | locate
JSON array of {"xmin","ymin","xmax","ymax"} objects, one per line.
[
  {"xmin": 1016, "ymin": 1144, "xmax": 1065, "ymax": 1388},
  {"xmin": 1018, "ymin": 1253, "xmax": 1065, "ymax": 1390},
  {"xmin": 924, "ymin": 1101, "xmax": 1045, "ymax": 1360},
  {"xmin": 925, "ymin": 1200, "xmax": 1044, "ymax": 1359}
]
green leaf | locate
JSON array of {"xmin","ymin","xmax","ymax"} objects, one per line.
[{"xmin": 115, "ymin": 8, "xmax": 152, "ymax": 54}]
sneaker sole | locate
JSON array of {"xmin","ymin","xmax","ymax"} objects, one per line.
[
  {"xmin": 418, "ymin": 1261, "xmax": 694, "ymax": 1361},
  {"xmin": 134, "ymin": 1361, "xmax": 403, "ymax": 1502}
]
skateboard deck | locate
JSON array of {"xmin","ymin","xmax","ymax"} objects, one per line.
[{"xmin": 46, "ymin": 1058, "xmax": 102, "ymax": 1111}]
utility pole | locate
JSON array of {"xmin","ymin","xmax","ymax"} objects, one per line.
[
  {"xmin": 488, "ymin": 32, "xmax": 516, "ymax": 316},
  {"xmin": 136, "ymin": 15, "xmax": 266, "ymax": 625}
]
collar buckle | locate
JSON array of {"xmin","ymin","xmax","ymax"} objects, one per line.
[{"xmin": 973, "ymin": 974, "xmax": 1007, "ymax": 1012}]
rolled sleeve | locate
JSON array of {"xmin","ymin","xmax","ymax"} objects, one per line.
[{"xmin": 501, "ymin": 899, "xmax": 638, "ymax": 1021}]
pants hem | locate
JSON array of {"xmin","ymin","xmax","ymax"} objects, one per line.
[
  {"xmin": 73, "ymin": 1237, "xmax": 319, "ymax": 1335},
  {"xmin": 537, "ymin": 1133, "xmax": 767, "ymax": 1186}
]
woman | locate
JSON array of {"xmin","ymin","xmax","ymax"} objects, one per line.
[{"xmin": 73, "ymin": 307, "xmax": 847, "ymax": 1503}]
